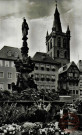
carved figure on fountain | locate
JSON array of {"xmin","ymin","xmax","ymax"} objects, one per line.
[{"xmin": 22, "ymin": 17, "xmax": 29, "ymax": 39}]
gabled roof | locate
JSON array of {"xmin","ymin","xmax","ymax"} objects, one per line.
[
  {"xmin": 0, "ymin": 46, "xmax": 21, "ymax": 60},
  {"xmin": 58, "ymin": 61, "xmax": 79, "ymax": 74},
  {"xmin": 32, "ymin": 52, "xmax": 60, "ymax": 65}
]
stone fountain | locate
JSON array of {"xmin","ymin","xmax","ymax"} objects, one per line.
[{"xmin": 13, "ymin": 18, "xmax": 37, "ymax": 92}]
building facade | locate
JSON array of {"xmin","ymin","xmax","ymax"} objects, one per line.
[
  {"xmin": 0, "ymin": 46, "xmax": 21, "ymax": 91},
  {"xmin": 77, "ymin": 60, "xmax": 82, "ymax": 99},
  {"xmin": 58, "ymin": 61, "xmax": 80, "ymax": 99},
  {"xmin": 0, "ymin": 46, "xmax": 59, "ymax": 92},
  {"xmin": 32, "ymin": 52, "xmax": 58, "ymax": 92},
  {"xmin": 46, "ymin": 4, "xmax": 70, "ymax": 67}
]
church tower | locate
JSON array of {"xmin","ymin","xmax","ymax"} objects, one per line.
[{"xmin": 46, "ymin": 2, "xmax": 70, "ymax": 68}]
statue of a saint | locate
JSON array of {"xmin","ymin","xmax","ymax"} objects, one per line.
[{"xmin": 22, "ymin": 17, "xmax": 29, "ymax": 37}]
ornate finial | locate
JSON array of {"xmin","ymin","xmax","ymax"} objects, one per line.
[
  {"xmin": 66, "ymin": 25, "xmax": 70, "ymax": 36},
  {"xmin": 55, "ymin": 0, "xmax": 57, "ymax": 8}
]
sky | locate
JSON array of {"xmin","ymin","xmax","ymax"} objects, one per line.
[{"xmin": 0, "ymin": 0, "xmax": 82, "ymax": 64}]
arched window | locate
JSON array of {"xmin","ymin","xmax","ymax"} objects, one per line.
[
  {"xmin": 63, "ymin": 38, "xmax": 67, "ymax": 48},
  {"xmin": 57, "ymin": 37, "xmax": 61, "ymax": 47},
  {"xmin": 64, "ymin": 51, "xmax": 67, "ymax": 58},
  {"xmin": 57, "ymin": 50, "xmax": 59, "ymax": 57}
]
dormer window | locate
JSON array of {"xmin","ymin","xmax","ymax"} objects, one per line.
[
  {"xmin": 42, "ymin": 54, "xmax": 46, "ymax": 60},
  {"xmin": 8, "ymin": 51, "xmax": 12, "ymax": 56},
  {"xmin": 14, "ymin": 52, "xmax": 18, "ymax": 57}
]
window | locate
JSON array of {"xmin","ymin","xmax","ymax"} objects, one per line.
[
  {"xmin": 8, "ymin": 84, "xmax": 11, "ymax": 90},
  {"xmin": 5, "ymin": 61, "xmax": 9, "ymax": 67},
  {"xmin": 57, "ymin": 50, "xmax": 59, "ymax": 57},
  {"xmin": 64, "ymin": 51, "xmax": 67, "ymax": 58},
  {"xmin": 74, "ymin": 73, "xmax": 78, "ymax": 77},
  {"xmin": 0, "ymin": 60, "xmax": 3, "ymax": 67},
  {"xmin": 46, "ymin": 75, "xmax": 50, "ymax": 81},
  {"xmin": 52, "ymin": 68, "xmax": 55, "ymax": 71},
  {"xmin": 63, "ymin": 38, "xmax": 67, "ymax": 48},
  {"xmin": 80, "ymin": 90, "xmax": 82, "ymax": 95},
  {"xmin": 0, "ymin": 72, "xmax": 4, "ymax": 78},
  {"xmin": 52, "ymin": 66, "xmax": 55, "ymax": 71},
  {"xmin": 35, "ymin": 64, "xmax": 39, "ymax": 70},
  {"xmin": 41, "ymin": 67, "xmax": 44, "ymax": 70},
  {"xmin": 57, "ymin": 37, "xmax": 61, "ymax": 47},
  {"xmin": 35, "ymin": 74, "xmax": 39, "ymax": 81},
  {"xmin": 68, "ymin": 73, "xmax": 73, "ymax": 77},
  {"xmin": 51, "ymin": 76, "xmax": 55, "ymax": 82},
  {"xmin": 73, "ymin": 90, "xmax": 75, "ymax": 94},
  {"xmin": 8, "ymin": 72, "xmax": 12, "ymax": 79},
  {"xmin": 47, "ymin": 68, "xmax": 49, "ymax": 71},
  {"xmin": 35, "ymin": 66, "xmax": 38, "ymax": 70},
  {"xmin": 0, "ymin": 83, "xmax": 3, "ymax": 90},
  {"xmin": 46, "ymin": 65, "xmax": 50, "ymax": 71},
  {"xmin": 11, "ymin": 61, "xmax": 15, "ymax": 67},
  {"xmin": 76, "ymin": 90, "xmax": 78, "ymax": 95},
  {"xmin": 41, "ymin": 75, "xmax": 45, "ymax": 81}
]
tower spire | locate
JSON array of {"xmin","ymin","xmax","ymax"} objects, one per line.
[
  {"xmin": 52, "ymin": 0, "xmax": 62, "ymax": 32},
  {"xmin": 66, "ymin": 25, "xmax": 70, "ymax": 35},
  {"xmin": 46, "ymin": 30, "xmax": 48, "ymax": 36}
]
